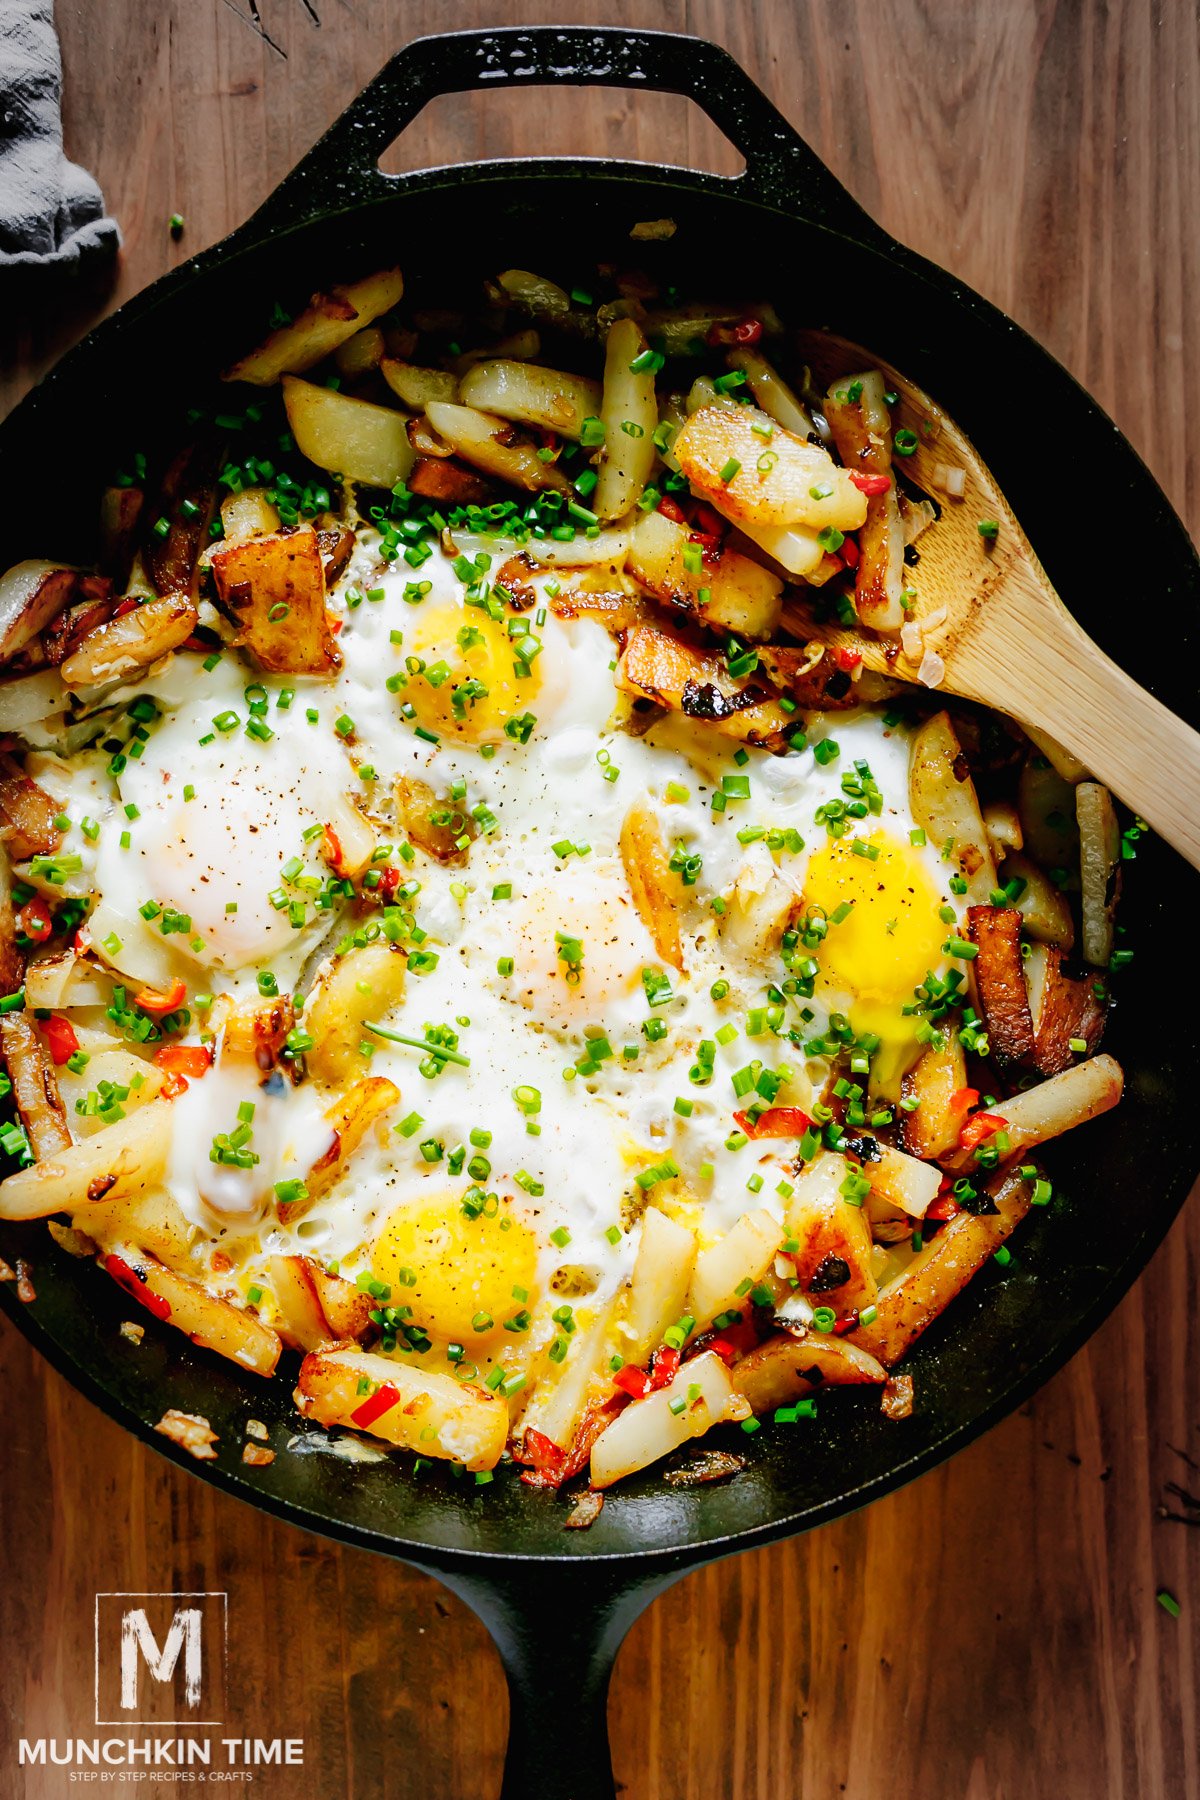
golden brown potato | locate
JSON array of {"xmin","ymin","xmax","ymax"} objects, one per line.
[
  {"xmin": 59, "ymin": 595, "xmax": 198, "ymax": 688},
  {"xmin": 283, "ymin": 377, "xmax": 416, "ymax": 488},
  {"xmin": 142, "ymin": 441, "xmax": 221, "ymax": 600},
  {"xmin": 592, "ymin": 318, "xmax": 658, "ymax": 521},
  {"xmin": 295, "ymin": 1076, "xmax": 400, "ymax": 1212},
  {"xmin": 459, "ymin": 359, "xmax": 602, "ymax": 440},
  {"xmin": 396, "ymin": 774, "xmax": 478, "ymax": 864},
  {"xmin": 380, "ymin": 359, "xmax": 459, "ymax": 409},
  {"xmin": 899, "ymin": 1033, "xmax": 969, "ymax": 1160},
  {"xmin": 0, "ymin": 563, "xmax": 80, "ymax": 664},
  {"xmin": 967, "ymin": 905, "xmax": 1037, "ymax": 1069},
  {"xmin": 619, "ymin": 796, "xmax": 683, "ymax": 971},
  {"xmin": 1076, "ymin": 781, "xmax": 1121, "ymax": 967},
  {"xmin": 224, "ymin": 267, "xmax": 404, "ymax": 385},
  {"xmin": 0, "ymin": 1098, "xmax": 172, "ymax": 1220},
  {"xmin": 615, "ymin": 621, "xmax": 793, "ymax": 749},
  {"xmin": 425, "ymin": 401, "xmax": 572, "ymax": 494},
  {"xmin": 785, "ymin": 1153, "xmax": 878, "ymax": 1314},
  {"xmin": 295, "ymin": 1346, "xmax": 507, "ymax": 1469},
  {"xmin": 219, "ymin": 487, "xmax": 281, "ymax": 545},
  {"xmin": 0, "ymin": 758, "xmax": 63, "ymax": 860},
  {"xmin": 850, "ymin": 1170, "xmax": 1033, "ymax": 1367},
  {"xmin": 628, "ymin": 510, "xmax": 783, "ymax": 639},
  {"xmin": 209, "ymin": 529, "xmax": 340, "ymax": 676},
  {"xmin": 731, "ymin": 1331, "xmax": 886, "ymax": 1413},
  {"xmin": 100, "ymin": 1245, "xmax": 281, "ymax": 1376},
  {"xmin": 675, "ymin": 403, "xmax": 866, "ymax": 533},
  {"xmin": 0, "ymin": 1012, "xmax": 71, "ymax": 1157},
  {"xmin": 908, "ymin": 711, "xmax": 998, "ymax": 905},
  {"xmin": 823, "ymin": 370, "xmax": 905, "ymax": 632},
  {"xmin": 304, "ymin": 945, "xmax": 408, "ymax": 1087}
]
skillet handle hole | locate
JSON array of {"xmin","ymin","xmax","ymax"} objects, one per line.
[{"xmin": 377, "ymin": 86, "xmax": 746, "ymax": 182}]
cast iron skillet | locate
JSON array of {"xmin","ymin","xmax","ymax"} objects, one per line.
[{"xmin": 1, "ymin": 27, "xmax": 1197, "ymax": 1799}]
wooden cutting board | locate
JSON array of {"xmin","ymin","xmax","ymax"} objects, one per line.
[{"xmin": 2, "ymin": 3, "xmax": 1198, "ymax": 1796}]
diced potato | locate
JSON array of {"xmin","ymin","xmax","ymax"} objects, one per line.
[
  {"xmin": 60, "ymin": 1047, "xmax": 165, "ymax": 1135},
  {"xmin": 460, "ymin": 360, "xmax": 602, "ymax": 440},
  {"xmin": 851, "ymin": 1170, "xmax": 1033, "ymax": 1366},
  {"xmin": 304, "ymin": 944, "xmax": 407, "ymax": 1087},
  {"xmin": 1076, "ymin": 781, "xmax": 1121, "ymax": 967},
  {"xmin": 300, "ymin": 1076, "xmax": 400, "ymax": 1207},
  {"xmin": 941, "ymin": 1054, "xmax": 1123, "ymax": 1174},
  {"xmin": 1023, "ymin": 723, "xmax": 1089, "ymax": 783},
  {"xmin": 224, "ymin": 267, "xmax": 404, "ymax": 385},
  {"xmin": 0, "ymin": 668, "xmax": 70, "ymax": 733},
  {"xmin": 624, "ymin": 1207, "xmax": 695, "ymax": 1365},
  {"xmin": 1026, "ymin": 944, "xmax": 1108, "ymax": 1076},
  {"xmin": 0, "ymin": 760, "xmax": 63, "ymax": 860},
  {"xmin": 822, "ymin": 370, "xmax": 904, "ymax": 631},
  {"xmin": 522, "ymin": 527, "xmax": 631, "ymax": 569},
  {"xmin": 0, "ymin": 1097, "xmax": 172, "ymax": 1219},
  {"xmin": 967, "ymin": 905, "xmax": 1036, "ymax": 1069},
  {"xmin": 304, "ymin": 1259, "xmax": 375, "ymax": 1342},
  {"xmin": 908, "ymin": 711, "xmax": 997, "ymax": 905},
  {"xmin": 0, "ymin": 562, "xmax": 77, "ymax": 663},
  {"xmin": 619, "ymin": 796, "xmax": 683, "ymax": 971},
  {"xmin": 628, "ymin": 510, "xmax": 782, "ymax": 639},
  {"xmin": 491, "ymin": 269, "xmax": 573, "ymax": 326},
  {"xmin": 722, "ymin": 841, "xmax": 798, "ymax": 964},
  {"xmin": 731, "ymin": 1331, "xmax": 885, "ymax": 1413},
  {"xmin": 674, "ymin": 404, "xmax": 866, "ymax": 533},
  {"xmin": 102, "ymin": 1245, "xmax": 281, "ymax": 1376},
  {"xmin": 615, "ymin": 621, "xmax": 794, "ymax": 747},
  {"xmin": 425, "ymin": 401, "xmax": 571, "ymax": 493},
  {"xmin": 983, "ymin": 799, "xmax": 1023, "ymax": 855},
  {"xmin": 334, "ymin": 326, "xmax": 385, "ymax": 380},
  {"xmin": 295, "ymin": 1345, "xmax": 507, "ymax": 1470},
  {"xmin": 592, "ymin": 318, "xmax": 658, "ymax": 522},
  {"xmin": 268, "ymin": 1253, "xmax": 331, "ymax": 1352},
  {"xmin": 219, "ymin": 487, "xmax": 281, "ymax": 545},
  {"xmin": 1019, "ymin": 753, "xmax": 1080, "ymax": 876},
  {"xmin": 0, "ymin": 1012, "xmax": 71, "ymax": 1157},
  {"xmin": 380, "ymin": 359, "xmax": 459, "ymax": 409},
  {"xmin": 283, "ymin": 376, "xmax": 415, "ymax": 488},
  {"xmin": 59, "ymin": 596, "xmax": 197, "ymax": 688},
  {"xmin": 522, "ymin": 1295, "xmax": 619, "ymax": 1451},
  {"xmin": 396, "ymin": 774, "xmax": 477, "ymax": 865},
  {"xmin": 867, "ymin": 1143, "xmax": 942, "ymax": 1220},
  {"xmin": 143, "ymin": 442, "xmax": 222, "ymax": 600},
  {"xmin": 785, "ymin": 1152, "xmax": 877, "ymax": 1313},
  {"xmin": 899, "ymin": 1034, "xmax": 969, "ymax": 1160},
  {"xmin": 24, "ymin": 949, "xmax": 110, "ymax": 1011},
  {"xmin": 730, "ymin": 517, "xmax": 826, "ymax": 579},
  {"xmin": 82, "ymin": 1186, "xmax": 194, "ymax": 1269},
  {"xmin": 590, "ymin": 1351, "xmax": 734, "ymax": 1488},
  {"xmin": 208, "ymin": 529, "xmax": 340, "ymax": 676},
  {"xmin": 690, "ymin": 1209, "xmax": 784, "ymax": 1325},
  {"xmin": 220, "ymin": 991, "xmax": 295, "ymax": 1072},
  {"xmin": 999, "ymin": 852, "xmax": 1075, "ymax": 950},
  {"xmin": 727, "ymin": 350, "xmax": 814, "ymax": 436}
]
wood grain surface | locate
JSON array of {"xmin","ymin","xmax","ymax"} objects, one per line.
[{"xmin": 3, "ymin": 3, "xmax": 1199, "ymax": 1795}]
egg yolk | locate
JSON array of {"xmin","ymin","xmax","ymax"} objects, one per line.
[
  {"xmin": 803, "ymin": 831, "xmax": 947, "ymax": 1094},
  {"xmin": 372, "ymin": 1193, "xmax": 539, "ymax": 1343},
  {"xmin": 400, "ymin": 602, "xmax": 545, "ymax": 744}
]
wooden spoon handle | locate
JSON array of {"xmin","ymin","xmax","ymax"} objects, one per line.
[{"xmin": 956, "ymin": 607, "xmax": 1200, "ymax": 870}]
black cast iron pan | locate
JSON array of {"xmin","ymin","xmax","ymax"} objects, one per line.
[{"xmin": 1, "ymin": 27, "xmax": 1198, "ymax": 1799}]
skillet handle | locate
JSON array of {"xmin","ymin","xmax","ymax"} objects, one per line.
[
  {"xmin": 437, "ymin": 1557, "xmax": 686, "ymax": 1800},
  {"xmin": 244, "ymin": 25, "xmax": 878, "ymax": 240}
]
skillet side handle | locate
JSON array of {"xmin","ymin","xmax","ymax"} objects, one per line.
[
  {"xmin": 438, "ymin": 1558, "xmax": 686, "ymax": 1800},
  {"xmin": 241, "ymin": 25, "xmax": 881, "ymax": 242}
]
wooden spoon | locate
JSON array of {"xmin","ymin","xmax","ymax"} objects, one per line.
[{"xmin": 781, "ymin": 331, "xmax": 1200, "ymax": 869}]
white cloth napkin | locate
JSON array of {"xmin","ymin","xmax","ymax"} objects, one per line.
[{"xmin": 0, "ymin": 0, "xmax": 118, "ymax": 271}]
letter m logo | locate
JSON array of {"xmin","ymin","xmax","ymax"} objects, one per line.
[{"xmin": 95, "ymin": 1593, "xmax": 226, "ymax": 1724}]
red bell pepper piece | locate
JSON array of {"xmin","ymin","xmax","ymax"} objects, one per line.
[
  {"xmin": 848, "ymin": 471, "xmax": 892, "ymax": 495},
  {"xmin": 839, "ymin": 536, "xmax": 860, "ymax": 568},
  {"xmin": 732, "ymin": 1106, "xmax": 813, "ymax": 1140},
  {"xmin": 657, "ymin": 495, "xmax": 687, "ymax": 525},
  {"xmin": 103, "ymin": 1253, "xmax": 172, "ymax": 1320},
  {"xmin": 15, "ymin": 896, "xmax": 53, "ymax": 943},
  {"xmin": 648, "ymin": 1345, "xmax": 681, "ymax": 1390},
  {"xmin": 154, "ymin": 1044, "xmax": 212, "ymax": 1079},
  {"xmin": 613, "ymin": 1365, "xmax": 651, "ymax": 1400},
  {"xmin": 350, "ymin": 1382, "xmax": 400, "ymax": 1431},
  {"xmin": 42, "ymin": 1014, "xmax": 78, "ymax": 1065},
  {"xmin": 834, "ymin": 647, "xmax": 863, "ymax": 672},
  {"xmin": 959, "ymin": 1112, "xmax": 1009, "ymax": 1151},
  {"xmin": 133, "ymin": 976, "xmax": 188, "ymax": 1017}
]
